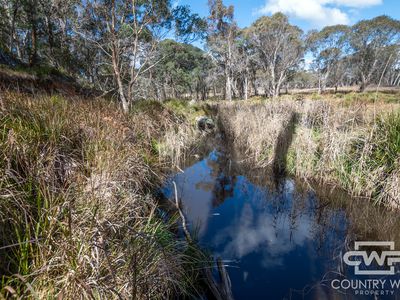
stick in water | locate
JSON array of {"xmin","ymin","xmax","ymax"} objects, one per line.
[
  {"xmin": 171, "ymin": 181, "xmax": 234, "ymax": 300},
  {"xmin": 172, "ymin": 181, "xmax": 192, "ymax": 243}
]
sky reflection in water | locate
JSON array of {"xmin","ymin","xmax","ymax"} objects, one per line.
[{"xmin": 162, "ymin": 150, "xmax": 397, "ymax": 300}]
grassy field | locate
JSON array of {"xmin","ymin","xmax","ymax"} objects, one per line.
[
  {"xmin": 217, "ymin": 92, "xmax": 400, "ymax": 208},
  {"xmin": 0, "ymin": 92, "xmax": 207, "ymax": 299}
]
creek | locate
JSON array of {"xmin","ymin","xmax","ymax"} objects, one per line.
[{"xmin": 162, "ymin": 135, "xmax": 400, "ymax": 300}]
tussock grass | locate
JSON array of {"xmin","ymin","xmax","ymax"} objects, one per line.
[
  {"xmin": 158, "ymin": 100, "xmax": 209, "ymax": 169},
  {"xmin": 218, "ymin": 100, "xmax": 298, "ymax": 167},
  {"xmin": 0, "ymin": 93, "xmax": 201, "ymax": 299},
  {"xmin": 217, "ymin": 97, "xmax": 400, "ymax": 208}
]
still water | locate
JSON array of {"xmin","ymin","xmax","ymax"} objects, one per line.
[{"xmin": 162, "ymin": 148, "xmax": 400, "ymax": 300}]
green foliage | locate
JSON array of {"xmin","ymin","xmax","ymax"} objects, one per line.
[
  {"xmin": 131, "ymin": 99, "xmax": 165, "ymax": 114},
  {"xmin": 245, "ymin": 13, "xmax": 305, "ymax": 97},
  {"xmin": 154, "ymin": 39, "xmax": 211, "ymax": 99},
  {"xmin": 350, "ymin": 15, "xmax": 400, "ymax": 90},
  {"xmin": 371, "ymin": 113, "xmax": 400, "ymax": 173},
  {"xmin": 338, "ymin": 112, "xmax": 400, "ymax": 199},
  {"xmin": 208, "ymin": 0, "xmax": 235, "ymax": 36},
  {"xmin": 173, "ymin": 5, "xmax": 207, "ymax": 42},
  {"xmin": 164, "ymin": 99, "xmax": 208, "ymax": 123}
]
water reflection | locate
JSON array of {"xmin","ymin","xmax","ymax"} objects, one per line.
[
  {"xmin": 214, "ymin": 195, "xmax": 316, "ymax": 268},
  {"xmin": 163, "ymin": 150, "xmax": 400, "ymax": 300}
]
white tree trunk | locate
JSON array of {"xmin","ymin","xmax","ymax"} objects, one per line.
[
  {"xmin": 244, "ymin": 76, "xmax": 248, "ymax": 100},
  {"xmin": 226, "ymin": 74, "xmax": 232, "ymax": 101}
]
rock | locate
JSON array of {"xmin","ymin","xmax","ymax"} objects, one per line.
[{"xmin": 197, "ymin": 116, "xmax": 215, "ymax": 131}]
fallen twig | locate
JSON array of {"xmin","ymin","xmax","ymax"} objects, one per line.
[{"xmin": 172, "ymin": 181, "xmax": 234, "ymax": 300}]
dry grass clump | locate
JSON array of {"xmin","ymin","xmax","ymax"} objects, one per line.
[
  {"xmin": 379, "ymin": 167, "xmax": 400, "ymax": 208},
  {"xmin": 0, "ymin": 92, "xmax": 199, "ymax": 299},
  {"xmin": 160, "ymin": 124, "xmax": 198, "ymax": 169},
  {"xmin": 218, "ymin": 100, "xmax": 297, "ymax": 167},
  {"xmin": 158, "ymin": 100, "xmax": 209, "ymax": 169},
  {"xmin": 217, "ymin": 97, "xmax": 400, "ymax": 208}
]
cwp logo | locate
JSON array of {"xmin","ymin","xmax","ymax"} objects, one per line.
[{"xmin": 344, "ymin": 241, "xmax": 400, "ymax": 275}]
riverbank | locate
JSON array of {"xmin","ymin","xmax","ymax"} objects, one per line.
[
  {"xmin": 161, "ymin": 139, "xmax": 400, "ymax": 299},
  {"xmin": 0, "ymin": 92, "xmax": 208, "ymax": 299},
  {"xmin": 216, "ymin": 93, "xmax": 400, "ymax": 208}
]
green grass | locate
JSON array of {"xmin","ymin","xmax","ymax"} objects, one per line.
[
  {"xmin": 311, "ymin": 92, "xmax": 322, "ymax": 101},
  {"xmin": 164, "ymin": 99, "xmax": 209, "ymax": 123},
  {"xmin": 131, "ymin": 99, "xmax": 165, "ymax": 114},
  {"xmin": 14, "ymin": 64, "xmax": 65, "ymax": 78},
  {"xmin": 371, "ymin": 112, "xmax": 400, "ymax": 173},
  {"xmin": 343, "ymin": 91, "xmax": 400, "ymax": 105},
  {"xmin": 337, "ymin": 112, "xmax": 400, "ymax": 199}
]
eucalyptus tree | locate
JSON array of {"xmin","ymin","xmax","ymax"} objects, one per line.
[
  {"xmin": 231, "ymin": 32, "xmax": 255, "ymax": 100},
  {"xmin": 245, "ymin": 13, "xmax": 304, "ymax": 98},
  {"xmin": 75, "ymin": 0, "xmax": 172, "ymax": 112},
  {"xmin": 385, "ymin": 49, "xmax": 400, "ymax": 86},
  {"xmin": 308, "ymin": 25, "xmax": 350, "ymax": 93},
  {"xmin": 0, "ymin": 0, "xmax": 36, "ymax": 63},
  {"xmin": 233, "ymin": 43, "xmax": 249, "ymax": 100},
  {"xmin": 207, "ymin": 0, "xmax": 237, "ymax": 101},
  {"xmin": 0, "ymin": 0, "xmax": 80, "ymax": 69},
  {"xmin": 152, "ymin": 39, "xmax": 211, "ymax": 100},
  {"xmin": 36, "ymin": 0, "xmax": 77, "ymax": 66},
  {"xmin": 350, "ymin": 15, "xmax": 400, "ymax": 91},
  {"xmin": 76, "ymin": 0, "xmax": 202, "ymax": 112},
  {"xmin": 19, "ymin": 0, "xmax": 39, "ymax": 65},
  {"xmin": 0, "ymin": 0, "xmax": 21, "ymax": 57}
]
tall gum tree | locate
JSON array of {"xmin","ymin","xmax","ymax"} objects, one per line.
[
  {"xmin": 207, "ymin": 0, "xmax": 236, "ymax": 101},
  {"xmin": 350, "ymin": 15, "xmax": 400, "ymax": 92},
  {"xmin": 76, "ymin": 0, "xmax": 203, "ymax": 112},
  {"xmin": 245, "ymin": 13, "xmax": 304, "ymax": 99},
  {"xmin": 307, "ymin": 25, "xmax": 350, "ymax": 94}
]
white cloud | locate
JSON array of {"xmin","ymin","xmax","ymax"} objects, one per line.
[
  {"xmin": 258, "ymin": 0, "xmax": 383, "ymax": 27},
  {"xmin": 329, "ymin": 0, "xmax": 382, "ymax": 7}
]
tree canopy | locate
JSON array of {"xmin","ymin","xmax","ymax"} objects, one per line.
[{"xmin": 0, "ymin": 0, "xmax": 399, "ymax": 108}]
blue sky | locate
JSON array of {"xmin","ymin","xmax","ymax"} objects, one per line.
[{"xmin": 177, "ymin": 0, "xmax": 400, "ymax": 32}]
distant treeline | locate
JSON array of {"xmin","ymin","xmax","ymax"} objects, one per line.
[{"xmin": 0, "ymin": 0, "xmax": 399, "ymax": 110}]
